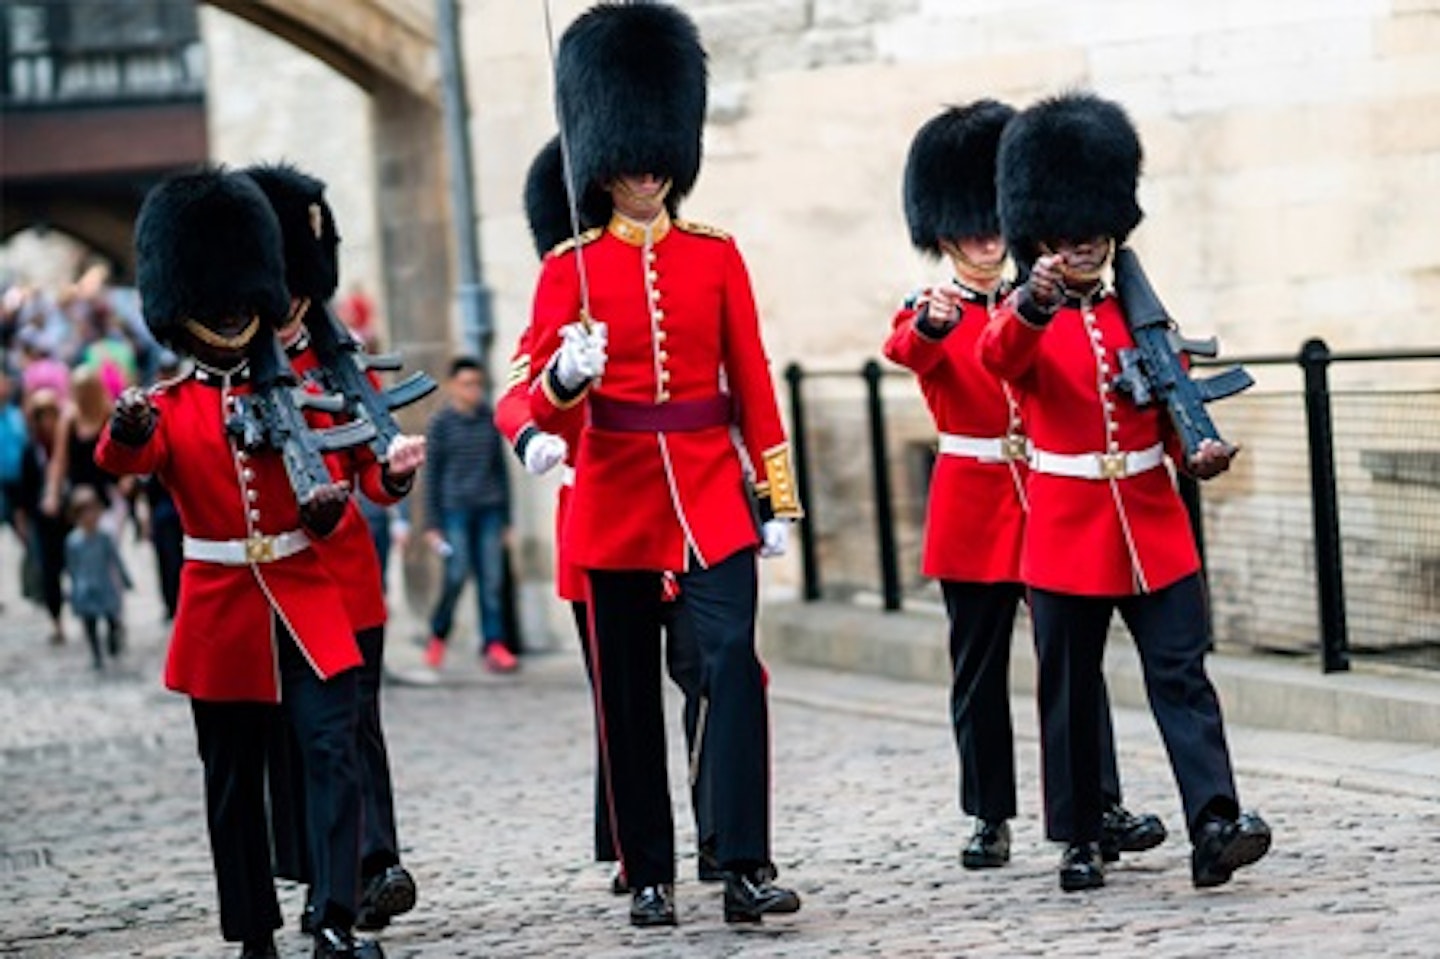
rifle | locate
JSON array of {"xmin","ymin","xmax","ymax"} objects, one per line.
[
  {"xmin": 227, "ymin": 333, "xmax": 377, "ymax": 505},
  {"xmin": 1110, "ymin": 247, "xmax": 1254, "ymax": 458},
  {"xmin": 303, "ymin": 304, "xmax": 438, "ymax": 462}
]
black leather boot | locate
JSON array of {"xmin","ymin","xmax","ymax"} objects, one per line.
[
  {"xmin": 723, "ymin": 867, "xmax": 801, "ymax": 923},
  {"xmin": 629, "ymin": 884, "xmax": 677, "ymax": 927},
  {"xmin": 1191, "ymin": 811, "xmax": 1271, "ymax": 888},
  {"xmin": 961, "ymin": 819, "xmax": 1011, "ymax": 869},
  {"xmin": 1058, "ymin": 842, "xmax": 1105, "ymax": 892},
  {"xmin": 1100, "ymin": 802, "xmax": 1167, "ymax": 862}
]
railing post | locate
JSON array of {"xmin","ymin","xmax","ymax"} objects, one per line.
[
  {"xmin": 1299, "ymin": 338, "xmax": 1350, "ymax": 673},
  {"xmin": 784, "ymin": 363, "xmax": 821, "ymax": 602},
  {"xmin": 862, "ymin": 360, "xmax": 902, "ymax": 611}
]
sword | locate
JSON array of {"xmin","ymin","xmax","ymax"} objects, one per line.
[{"xmin": 542, "ymin": 0, "xmax": 595, "ymax": 333}]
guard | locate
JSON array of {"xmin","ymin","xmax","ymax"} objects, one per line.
[
  {"xmin": 979, "ymin": 92, "xmax": 1272, "ymax": 892},
  {"xmin": 496, "ymin": 135, "xmax": 720, "ymax": 894},
  {"xmin": 96, "ymin": 169, "xmax": 413, "ymax": 958},
  {"xmin": 244, "ymin": 163, "xmax": 425, "ymax": 936},
  {"xmin": 526, "ymin": 1, "xmax": 802, "ymax": 927},
  {"xmin": 884, "ymin": 101, "xmax": 1165, "ymax": 871}
]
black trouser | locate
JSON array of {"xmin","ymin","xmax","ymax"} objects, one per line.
[
  {"xmin": 355, "ymin": 625, "xmax": 400, "ymax": 875},
  {"xmin": 570, "ymin": 599, "xmax": 708, "ymax": 864},
  {"xmin": 151, "ymin": 513, "xmax": 183, "ymax": 620},
  {"xmin": 191, "ymin": 622, "xmax": 363, "ymax": 942},
  {"xmin": 1030, "ymin": 573, "xmax": 1239, "ymax": 845},
  {"xmin": 942, "ymin": 580, "xmax": 1126, "ymax": 822},
  {"xmin": 587, "ymin": 548, "xmax": 767, "ymax": 887},
  {"xmin": 268, "ymin": 626, "xmax": 401, "ymax": 885}
]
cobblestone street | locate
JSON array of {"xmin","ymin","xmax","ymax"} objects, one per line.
[{"xmin": 2, "ymin": 538, "xmax": 1439, "ymax": 958}]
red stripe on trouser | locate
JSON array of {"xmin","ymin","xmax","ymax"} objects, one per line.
[{"xmin": 583, "ymin": 576, "xmax": 628, "ymax": 881}]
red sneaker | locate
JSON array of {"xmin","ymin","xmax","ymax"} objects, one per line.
[
  {"xmin": 424, "ymin": 637, "xmax": 446, "ymax": 669},
  {"xmin": 483, "ymin": 643, "xmax": 518, "ymax": 673}
]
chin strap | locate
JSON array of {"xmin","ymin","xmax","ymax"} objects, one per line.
[{"xmin": 183, "ymin": 316, "xmax": 260, "ymax": 351}]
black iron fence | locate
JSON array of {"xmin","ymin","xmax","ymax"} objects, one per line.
[{"xmin": 783, "ymin": 340, "xmax": 1440, "ymax": 674}]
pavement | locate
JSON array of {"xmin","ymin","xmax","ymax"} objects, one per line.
[{"xmin": 3, "ymin": 533, "xmax": 1440, "ymax": 958}]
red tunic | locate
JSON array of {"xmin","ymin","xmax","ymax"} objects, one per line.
[
  {"xmin": 494, "ymin": 326, "xmax": 587, "ymax": 602},
  {"xmin": 883, "ymin": 290, "xmax": 1026, "ymax": 583},
  {"xmin": 978, "ymin": 291, "xmax": 1198, "ymax": 596},
  {"xmin": 527, "ymin": 214, "xmax": 800, "ymax": 573},
  {"xmin": 95, "ymin": 368, "xmax": 361, "ymax": 702},
  {"xmin": 288, "ymin": 344, "xmax": 399, "ymax": 632}
]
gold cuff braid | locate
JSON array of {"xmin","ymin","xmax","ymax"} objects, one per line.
[{"xmin": 762, "ymin": 443, "xmax": 803, "ymax": 518}]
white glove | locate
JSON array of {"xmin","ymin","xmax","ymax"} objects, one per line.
[
  {"xmin": 759, "ymin": 519, "xmax": 789, "ymax": 559},
  {"xmin": 553, "ymin": 321, "xmax": 608, "ymax": 390},
  {"xmin": 523, "ymin": 432, "xmax": 569, "ymax": 476}
]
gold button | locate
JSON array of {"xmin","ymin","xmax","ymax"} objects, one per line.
[
  {"xmin": 653, "ymin": 309, "xmax": 665, "ymax": 321},
  {"xmin": 657, "ymin": 390, "xmax": 671, "ymax": 402},
  {"xmin": 247, "ymin": 489, "xmax": 258, "ymax": 502},
  {"xmin": 237, "ymin": 451, "xmax": 249, "ymax": 462},
  {"xmin": 657, "ymin": 350, "xmax": 669, "ymax": 362},
  {"xmin": 656, "ymin": 329, "xmax": 668, "ymax": 341},
  {"xmin": 249, "ymin": 509, "xmax": 261, "ymax": 522},
  {"xmin": 660, "ymin": 370, "xmax": 671, "ymax": 382},
  {"xmin": 647, "ymin": 270, "xmax": 659, "ymax": 282},
  {"xmin": 242, "ymin": 468, "xmax": 255, "ymax": 482},
  {"xmin": 650, "ymin": 288, "xmax": 661, "ymax": 301}
]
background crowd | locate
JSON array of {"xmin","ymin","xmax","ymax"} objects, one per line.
[{"xmin": 0, "ymin": 263, "xmax": 507, "ymax": 672}]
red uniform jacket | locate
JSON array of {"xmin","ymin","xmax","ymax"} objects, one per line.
[
  {"xmin": 494, "ymin": 327, "xmax": 587, "ymax": 602},
  {"xmin": 884, "ymin": 289, "xmax": 1026, "ymax": 583},
  {"xmin": 288, "ymin": 343, "xmax": 398, "ymax": 633},
  {"xmin": 95, "ymin": 367, "xmax": 362, "ymax": 702},
  {"xmin": 978, "ymin": 291, "xmax": 1198, "ymax": 596},
  {"xmin": 527, "ymin": 213, "xmax": 800, "ymax": 573}
]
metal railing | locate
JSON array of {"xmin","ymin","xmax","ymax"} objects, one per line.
[{"xmin": 783, "ymin": 340, "xmax": 1440, "ymax": 674}]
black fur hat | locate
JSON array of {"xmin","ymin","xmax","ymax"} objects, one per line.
[
  {"xmin": 133, "ymin": 167, "xmax": 289, "ymax": 347},
  {"xmin": 903, "ymin": 100, "xmax": 1015, "ymax": 256},
  {"xmin": 241, "ymin": 163, "xmax": 341, "ymax": 302},
  {"xmin": 555, "ymin": 1, "xmax": 707, "ymax": 224},
  {"xmin": 996, "ymin": 92, "xmax": 1144, "ymax": 266},
  {"xmin": 524, "ymin": 135, "xmax": 587, "ymax": 257}
]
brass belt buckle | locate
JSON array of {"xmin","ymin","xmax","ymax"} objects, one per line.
[
  {"xmin": 245, "ymin": 534, "xmax": 276, "ymax": 564},
  {"xmin": 1098, "ymin": 452, "xmax": 1127, "ymax": 479},
  {"xmin": 1001, "ymin": 434, "xmax": 1029, "ymax": 462}
]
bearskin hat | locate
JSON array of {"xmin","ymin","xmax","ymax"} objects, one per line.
[
  {"xmin": 996, "ymin": 92, "xmax": 1144, "ymax": 266},
  {"xmin": 903, "ymin": 100, "xmax": 1015, "ymax": 256},
  {"xmin": 133, "ymin": 167, "xmax": 289, "ymax": 347},
  {"xmin": 555, "ymin": 1, "xmax": 707, "ymax": 224},
  {"xmin": 524, "ymin": 135, "xmax": 588, "ymax": 257},
  {"xmin": 242, "ymin": 163, "xmax": 341, "ymax": 302}
]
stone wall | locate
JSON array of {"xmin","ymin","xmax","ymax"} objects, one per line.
[
  {"xmin": 199, "ymin": 7, "xmax": 386, "ymax": 329},
  {"xmin": 196, "ymin": 1, "xmax": 1440, "ymax": 621}
]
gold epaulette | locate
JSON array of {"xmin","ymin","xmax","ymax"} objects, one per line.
[
  {"xmin": 674, "ymin": 219, "xmax": 731, "ymax": 241},
  {"xmin": 548, "ymin": 227, "xmax": 603, "ymax": 258}
]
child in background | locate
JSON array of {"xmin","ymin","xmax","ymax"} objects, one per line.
[{"xmin": 65, "ymin": 486, "xmax": 131, "ymax": 670}]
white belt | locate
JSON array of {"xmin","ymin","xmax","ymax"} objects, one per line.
[
  {"xmin": 1029, "ymin": 443, "xmax": 1165, "ymax": 480},
  {"xmin": 183, "ymin": 530, "xmax": 311, "ymax": 565},
  {"xmin": 938, "ymin": 432, "xmax": 1030, "ymax": 463},
  {"xmin": 560, "ymin": 465, "xmax": 576, "ymax": 487}
]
